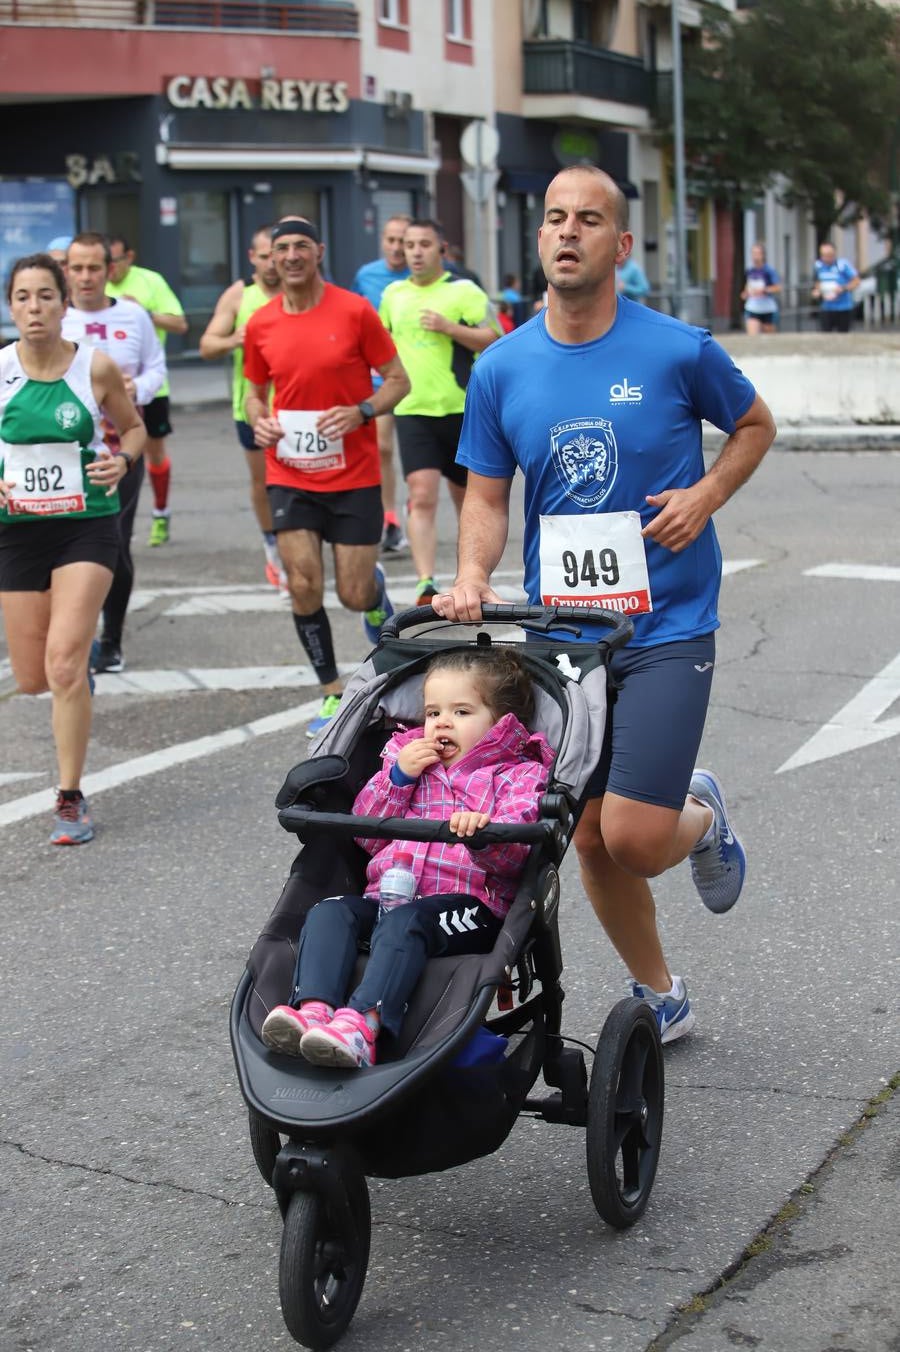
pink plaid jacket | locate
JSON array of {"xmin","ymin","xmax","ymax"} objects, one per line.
[{"xmin": 353, "ymin": 713, "xmax": 556, "ymax": 919}]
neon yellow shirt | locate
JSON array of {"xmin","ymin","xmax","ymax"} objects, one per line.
[
  {"xmin": 232, "ymin": 283, "xmax": 274, "ymax": 421},
  {"xmin": 107, "ymin": 264, "xmax": 184, "ymax": 397},
  {"xmin": 379, "ymin": 272, "xmax": 498, "ymax": 416}
]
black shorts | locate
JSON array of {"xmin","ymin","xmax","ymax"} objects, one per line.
[
  {"xmin": 267, "ymin": 483, "xmax": 383, "ymax": 546},
  {"xmin": 235, "ymin": 419, "xmax": 259, "ymax": 452},
  {"xmin": 142, "ymin": 395, "xmax": 173, "ymax": 439},
  {"xmin": 395, "ymin": 413, "xmax": 468, "ymax": 486},
  {"xmin": 0, "ymin": 515, "xmax": 120, "ymax": 591},
  {"xmin": 585, "ymin": 633, "xmax": 716, "ymax": 809},
  {"xmin": 820, "ymin": 310, "xmax": 853, "ymax": 334}
]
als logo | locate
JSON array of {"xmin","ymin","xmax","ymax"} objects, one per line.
[
  {"xmin": 549, "ymin": 417, "xmax": 617, "ymax": 508},
  {"xmin": 609, "ymin": 378, "xmax": 643, "ymax": 405},
  {"xmin": 54, "ymin": 402, "xmax": 81, "ymax": 431}
]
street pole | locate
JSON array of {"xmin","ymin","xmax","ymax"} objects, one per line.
[
  {"xmin": 671, "ymin": 0, "xmax": 688, "ymax": 320},
  {"xmin": 473, "ymin": 121, "xmax": 485, "ymax": 286}
]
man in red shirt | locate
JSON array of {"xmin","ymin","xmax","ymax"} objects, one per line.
[{"xmin": 244, "ymin": 218, "xmax": 410, "ymax": 736}]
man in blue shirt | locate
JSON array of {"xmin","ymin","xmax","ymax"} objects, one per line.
[
  {"xmin": 812, "ymin": 242, "xmax": 860, "ymax": 333},
  {"xmin": 351, "ymin": 215, "xmax": 411, "ymax": 552},
  {"xmin": 434, "ymin": 166, "xmax": 776, "ymax": 1044}
]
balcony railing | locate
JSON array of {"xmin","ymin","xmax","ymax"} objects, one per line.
[
  {"xmin": 0, "ymin": 1, "xmax": 359, "ymax": 31},
  {"xmin": 523, "ymin": 39, "xmax": 652, "ymax": 108}
]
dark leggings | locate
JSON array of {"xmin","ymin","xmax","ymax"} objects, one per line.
[
  {"xmin": 101, "ymin": 457, "xmax": 144, "ymax": 645},
  {"xmin": 292, "ymin": 893, "xmax": 502, "ymax": 1037}
]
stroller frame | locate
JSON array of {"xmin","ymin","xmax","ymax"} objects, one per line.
[{"xmin": 230, "ymin": 605, "xmax": 665, "ymax": 1349}]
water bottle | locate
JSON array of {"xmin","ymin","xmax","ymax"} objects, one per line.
[{"xmin": 379, "ymin": 850, "xmax": 417, "ymax": 917}]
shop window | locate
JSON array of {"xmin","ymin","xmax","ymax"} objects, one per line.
[
  {"xmin": 80, "ymin": 192, "xmax": 140, "ymax": 253},
  {"xmin": 445, "ymin": 0, "xmax": 473, "ymax": 63},
  {"xmin": 272, "ymin": 189, "xmax": 320, "ymax": 227},
  {"xmin": 180, "ymin": 191, "xmax": 230, "ymax": 351}
]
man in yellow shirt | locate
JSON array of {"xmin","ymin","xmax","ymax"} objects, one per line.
[{"xmin": 379, "ymin": 219, "xmax": 500, "ymax": 600}]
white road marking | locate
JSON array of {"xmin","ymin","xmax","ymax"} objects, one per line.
[
  {"xmin": 0, "ymin": 771, "xmax": 42, "ymax": 787},
  {"xmin": 128, "ymin": 571, "xmax": 529, "ymax": 615},
  {"xmin": 88, "ymin": 665, "xmax": 347, "ymax": 696},
  {"xmin": 0, "ymin": 698, "xmax": 323, "ymax": 828},
  {"xmin": 778, "ymin": 650, "xmax": 900, "ymax": 773},
  {"xmin": 723, "ymin": 559, "xmax": 763, "ymax": 575},
  {"xmin": 804, "ymin": 563, "xmax": 900, "ymax": 583}
]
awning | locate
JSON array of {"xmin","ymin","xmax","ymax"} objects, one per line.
[{"xmin": 155, "ymin": 145, "xmax": 440, "ymax": 174}]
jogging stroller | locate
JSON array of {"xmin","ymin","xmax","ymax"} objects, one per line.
[{"xmin": 230, "ymin": 604, "xmax": 665, "ymax": 1349}]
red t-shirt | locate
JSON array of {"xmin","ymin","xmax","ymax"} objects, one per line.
[{"xmin": 243, "ymin": 284, "xmax": 397, "ymax": 493}]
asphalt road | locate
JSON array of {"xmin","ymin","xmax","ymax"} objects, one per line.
[{"xmin": 1, "ymin": 407, "xmax": 898, "ymax": 1351}]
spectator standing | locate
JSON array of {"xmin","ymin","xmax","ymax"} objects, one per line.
[
  {"xmin": 812, "ymin": 242, "xmax": 860, "ymax": 333},
  {"xmin": 615, "ymin": 256, "xmax": 651, "ymax": 303},
  {"xmin": 105, "ymin": 236, "xmax": 187, "ymax": 544},
  {"xmin": 199, "ymin": 225, "xmax": 285, "ymax": 589},
  {"xmin": 740, "ymin": 243, "xmax": 781, "ymax": 335},
  {"xmin": 379, "ymin": 218, "xmax": 500, "ymax": 602},
  {"xmin": 350, "ymin": 214, "xmax": 411, "ymax": 555},
  {"xmin": 243, "ymin": 218, "xmax": 410, "ymax": 737},
  {"xmin": 63, "ymin": 232, "xmax": 165, "ymax": 674}
]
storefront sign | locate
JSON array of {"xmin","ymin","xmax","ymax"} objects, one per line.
[
  {"xmin": 65, "ymin": 153, "xmax": 142, "ymax": 188},
  {"xmin": 165, "ymin": 76, "xmax": 350, "ymax": 113}
]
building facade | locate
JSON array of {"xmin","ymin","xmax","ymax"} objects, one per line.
[{"xmin": 8, "ymin": 0, "xmax": 877, "ymax": 341}]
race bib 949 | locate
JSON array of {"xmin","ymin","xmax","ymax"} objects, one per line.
[{"xmin": 539, "ymin": 511, "xmax": 652, "ymax": 615}]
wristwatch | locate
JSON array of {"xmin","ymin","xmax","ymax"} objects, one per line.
[{"xmin": 357, "ymin": 400, "xmax": 376, "ymax": 425}]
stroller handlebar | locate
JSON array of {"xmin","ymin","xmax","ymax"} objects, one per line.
[
  {"xmin": 380, "ymin": 602, "xmax": 633, "ymax": 649},
  {"xmin": 277, "ymin": 806, "xmax": 559, "ymax": 851}
]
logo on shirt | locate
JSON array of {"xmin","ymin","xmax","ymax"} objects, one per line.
[
  {"xmin": 54, "ymin": 402, "xmax": 81, "ymax": 431},
  {"xmin": 609, "ymin": 378, "xmax": 643, "ymax": 405},
  {"xmin": 114, "ymin": 330, "xmax": 127, "ymax": 340},
  {"xmin": 549, "ymin": 418, "xmax": 618, "ymax": 508}
]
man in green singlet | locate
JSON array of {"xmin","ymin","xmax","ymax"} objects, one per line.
[{"xmin": 199, "ymin": 225, "xmax": 283, "ymax": 588}]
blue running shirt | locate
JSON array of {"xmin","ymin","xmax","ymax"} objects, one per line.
[{"xmin": 457, "ymin": 299, "xmax": 756, "ymax": 646}]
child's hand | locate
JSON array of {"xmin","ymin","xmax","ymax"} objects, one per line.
[
  {"xmin": 396, "ymin": 737, "xmax": 442, "ymax": 778},
  {"xmin": 449, "ymin": 810, "xmax": 491, "ymax": 838}
]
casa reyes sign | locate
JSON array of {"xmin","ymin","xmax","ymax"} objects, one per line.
[{"xmin": 166, "ymin": 75, "xmax": 349, "ymax": 113}]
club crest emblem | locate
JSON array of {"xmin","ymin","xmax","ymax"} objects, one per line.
[
  {"xmin": 54, "ymin": 402, "xmax": 81, "ymax": 432},
  {"xmin": 549, "ymin": 418, "xmax": 617, "ymax": 508}
]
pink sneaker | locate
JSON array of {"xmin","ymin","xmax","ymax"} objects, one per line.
[
  {"xmin": 300, "ymin": 1008, "xmax": 377, "ymax": 1070},
  {"xmin": 261, "ymin": 1002, "xmax": 332, "ymax": 1057}
]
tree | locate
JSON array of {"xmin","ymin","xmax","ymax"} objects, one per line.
[
  {"xmin": 656, "ymin": 0, "xmax": 900, "ymax": 321},
  {"xmin": 734, "ymin": 0, "xmax": 900, "ymax": 244}
]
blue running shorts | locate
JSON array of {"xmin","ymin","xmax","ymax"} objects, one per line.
[{"xmin": 585, "ymin": 633, "xmax": 717, "ymax": 809}]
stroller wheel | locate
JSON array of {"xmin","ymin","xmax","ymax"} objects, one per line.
[
  {"xmin": 248, "ymin": 1109, "xmax": 283, "ymax": 1187},
  {"xmin": 586, "ymin": 997, "xmax": 664, "ymax": 1229},
  {"xmin": 279, "ymin": 1173, "xmax": 371, "ymax": 1348}
]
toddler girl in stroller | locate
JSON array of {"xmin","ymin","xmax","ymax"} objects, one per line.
[{"xmin": 260, "ymin": 646, "xmax": 555, "ymax": 1068}]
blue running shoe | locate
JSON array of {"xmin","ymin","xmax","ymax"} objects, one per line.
[
  {"xmin": 306, "ymin": 692, "xmax": 342, "ymax": 740},
  {"xmin": 631, "ymin": 976, "xmax": 695, "ymax": 1045},
  {"xmin": 362, "ymin": 563, "xmax": 394, "ymax": 646},
  {"xmin": 50, "ymin": 792, "xmax": 94, "ymax": 846},
  {"xmin": 689, "ymin": 768, "xmax": 746, "ymax": 914}
]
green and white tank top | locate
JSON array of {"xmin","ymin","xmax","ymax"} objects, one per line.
[
  {"xmin": 232, "ymin": 281, "xmax": 272, "ymax": 421},
  {"xmin": 0, "ymin": 342, "xmax": 117, "ymax": 522}
]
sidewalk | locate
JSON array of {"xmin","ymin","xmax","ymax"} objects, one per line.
[
  {"xmin": 656, "ymin": 1081, "xmax": 899, "ymax": 1350},
  {"xmin": 169, "ymin": 358, "xmax": 900, "ymax": 449}
]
